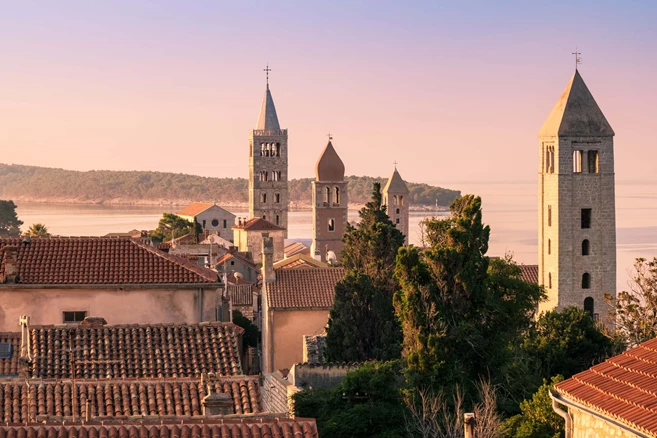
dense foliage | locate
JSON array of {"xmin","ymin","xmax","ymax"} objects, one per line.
[
  {"xmin": 0, "ymin": 163, "xmax": 460, "ymax": 207},
  {"xmin": 27, "ymin": 223, "xmax": 50, "ymax": 237},
  {"xmin": 0, "ymin": 200, "xmax": 23, "ymax": 236},
  {"xmin": 503, "ymin": 376, "xmax": 565, "ymax": 438},
  {"xmin": 605, "ymin": 257, "xmax": 657, "ymax": 348},
  {"xmin": 325, "ymin": 183, "xmax": 404, "ymax": 362},
  {"xmin": 150, "ymin": 213, "xmax": 201, "ymax": 242},
  {"xmin": 293, "ymin": 361, "xmax": 406, "ymax": 438},
  {"xmin": 394, "ymin": 195, "xmax": 544, "ymax": 401},
  {"xmin": 232, "ymin": 310, "xmax": 259, "ymax": 348}
]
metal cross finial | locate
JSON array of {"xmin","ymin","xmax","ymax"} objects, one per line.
[
  {"xmin": 393, "ymin": 160, "xmax": 398, "ymax": 169},
  {"xmin": 327, "ymin": 132, "xmax": 333, "ymax": 141},
  {"xmin": 264, "ymin": 64, "xmax": 272, "ymax": 88},
  {"xmin": 572, "ymin": 48, "xmax": 582, "ymax": 70}
]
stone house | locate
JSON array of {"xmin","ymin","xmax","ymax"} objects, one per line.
[
  {"xmin": 260, "ymin": 235, "xmax": 344, "ymax": 373},
  {"xmin": 551, "ymin": 336, "xmax": 657, "ymax": 437},
  {"xmin": 176, "ymin": 203, "xmax": 236, "ymax": 240},
  {"xmin": 0, "ymin": 237, "xmax": 224, "ymax": 331},
  {"xmin": 216, "ymin": 249, "xmax": 260, "ymax": 283},
  {"xmin": 232, "ymin": 218, "xmax": 285, "ymax": 264}
]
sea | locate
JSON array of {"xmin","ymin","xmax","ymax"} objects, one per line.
[{"xmin": 14, "ymin": 181, "xmax": 657, "ymax": 293}]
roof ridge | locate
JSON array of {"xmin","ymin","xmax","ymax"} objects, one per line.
[{"xmin": 129, "ymin": 239, "xmax": 218, "ymax": 283}]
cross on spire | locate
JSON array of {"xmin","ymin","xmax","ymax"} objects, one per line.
[
  {"xmin": 263, "ymin": 64, "xmax": 272, "ymax": 88},
  {"xmin": 327, "ymin": 132, "xmax": 333, "ymax": 141},
  {"xmin": 393, "ymin": 160, "xmax": 398, "ymax": 169},
  {"xmin": 572, "ymin": 48, "xmax": 582, "ymax": 70}
]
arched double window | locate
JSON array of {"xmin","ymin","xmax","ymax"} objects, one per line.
[{"xmin": 324, "ymin": 186, "xmax": 331, "ymax": 204}]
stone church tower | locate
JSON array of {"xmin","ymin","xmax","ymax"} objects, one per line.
[
  {"xmin": 311, "ymin": 139, "xmax": 348, "ymax": 263},
  {"xmin": 383, "ymin": 167, "xmax": 410, "ymax": 244},
  {"xmin": 538, "ymin": 70, "xmax": 616, "ymax": 321},
  {"xmin": 248, "ymin": 81, "xmax": 288, "ymax": 236}
]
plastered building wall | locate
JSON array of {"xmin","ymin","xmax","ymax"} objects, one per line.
[{"xmin": 270, "ymin": 309, "xmax": 329, "ymax": 373}]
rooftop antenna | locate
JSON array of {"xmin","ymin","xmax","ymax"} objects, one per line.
[{"xmin": 572, "ymin": 48, "xmax": 582, "ymax": 70}]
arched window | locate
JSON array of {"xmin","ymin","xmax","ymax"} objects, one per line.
[
  {"xmin": 328, "ymin": 219, "xmax": 335, "ymax": 231},
  {"xmin": 276, "ymin": 142, "xmax": 281, "ymax": 157},
  {"xmin": 582, "ymin": 273, "xmax": 591, "ymax": 289},
  {"xmin": 260, "ymin": 193, "xmax": 267, "ymax": 203},
  {"xmin": 324, "ymin": 186, "xmax": 331, "ymax": 204},
  {"xmin": 275, "ymin": 193, "xmax": 280, "ymax": 203},
  {"xmin": 275, "ymin": 215, "xmax": 280, "ymax": 225},
  {"xmin": 582, "ymin": 239, "xmax": 590, "ymax": 255},
  {"xmin": 400, "ymin": 196, "xmax": 404, "ymax": 206},
  {"xmin": 548, "ymin": 239, "xmax": 551, "ymax": 255},
  {"xmin": 334, "ymin": 187, "xmax": 340, "ymax": 205},
  {"xmin": 265, "ymin": 143, "xmax": 271, "ymax": 157},
  {"xmin": 262, "ymin": 215, "xmax": 266, "ymax": 220},
  {"xmin": 548, "ymin": 273, "xmax": 552, "ymax": 289},
  {"xmin": 260, "ymin": 143, "xmax": 265, "ymax": 157},
  {"xmin": 393, "ymin": 195, "xmax": 398, "ymax": 205},
  {"xmin": 584, "ymin": 297, "xmax": 594, "ymax": 318},
  {"xmin": 271, "ymin": 144, "xmax": 277, "ymax": 156}
]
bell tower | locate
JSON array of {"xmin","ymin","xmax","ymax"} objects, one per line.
[
  {"xmin": 383, "ymin": 166, "xmax": 410, "ymax": 244},
  {"xmin": 248, "ymin": 68, "xmax": 288, "ymax": 237},
  {"xmin": 311, "ymin": 138, "xmax": 348, "ymax": 263},
  {"xmin": 538, "ymin": 69, "xmax": 616, "ymax": 322}
]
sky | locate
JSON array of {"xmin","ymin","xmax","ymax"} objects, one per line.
[{"xmin": 2, "ymin": 1, "xmax": 657, "ymax": 187}]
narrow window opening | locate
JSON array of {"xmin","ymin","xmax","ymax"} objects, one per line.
[
  {"xmin": 588, "ymin": 150, "xmax": 599, "ymax": 173},
  {"xmin": 271, "ymin": 144, "xmax": 277, "ymax": 157},
  {"xmin": 548, "ymin": 239, "xmax": 551, "ymax": 255},
  {"xmin": 584, "ymin": 297, "xmax": 594, "ymax": 318},
  {"xmin": 275, "ymin": 193, "xmax": 280, "ymax": 203},
  {"xmin": 548, "ymin": 205, "xmax": 552, "ymax": 227},
  {"xmin": 400, "ymin": 196, "xmax": 404, "ymax": 206},
  {"xmin": 581, "ymin": 208, "xmax": 592, "ymax": 229},
  {"xmin": 276, "ymin": 215, "xmax": 280, "ymax": 225},
  {"xmin": 261, "ymin": 193, "xmax": 267, "ymax": 203},
  {"xmin": 276, "ymin": 143, "xmax": 281, "ymax": 157},
  {"xmin": 202, "ymin": 219, "xmax": 206, "ymax": 228},
  {"xmin": 260, "ymin": 143, "xmax": 265, "ymax": 157},
  {"xmin": 396, "ymin": 218, "xmax": 400, "ymax": 224},
  {"xmin": 582, "ymin": 273, "xmax": 591, "ymax": 289},
  {"xmin": 328, "ymin": 219, "xmax": 335, "ymax": 231},
  {"xmin": 324, "ymin": 186, "xmax": 331, "ymax": 204},
  {"xmin": 262, "ymin": 215, "xmax": 266, "ymax": 220},
  {"xmin": 223, "ymin": 219, "xmax": 227, "ymax": 228},
  {"xmin": 396, "ymin": 208, "xmax": 400, "ymax": 214},
  {"xmin": 582, "ymin": 239, "xmax": 590, "ymax": 255},
  {"xmin": 334, "ymin": 187, "xmax": 340, "ymax": 205},
  {"xmin": 393, "ymin": 195, "xmax": 398, "ymax": 205},
  {"xmin": 573, "ymin": 150, "xmax": 583, "ymax": 173},
  {"xmin": 548, "ymin": 273, "xmax": 552, "ymax": 289},
  {"xmin": 265, "ymin": 143, "xmax": 271, "ymax": 157}
]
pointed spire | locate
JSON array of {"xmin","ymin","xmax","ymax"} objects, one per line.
[
  {"xmin": 539, "ymin": 70, "xmax": 614, "ymax": 137},
  {"xmin": 315, "ymin": 140, "xmax": 345, "ymax": 182},
  {"xmin": 383, "ymin": 167, "xmax": 409, "ymax": 194},
  {"xmin": 256, "ymin": 87, "xmax": 280, "ymax": 130}
]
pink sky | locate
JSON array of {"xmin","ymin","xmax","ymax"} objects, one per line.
[{"xmin": 1, "ymin": 1, "xmax": 657, "ymax": 187}]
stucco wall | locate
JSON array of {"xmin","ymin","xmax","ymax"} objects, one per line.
[
  {"xmin": 570, "ymin": 406, "xmax": 641, "ymax": 438},
  {"xmin": 0, "ymin": 287, "xmax": 218, "ymax": 331},
  {"xmin": 192, "ymin": 207, "xmax": 236, "ymax": 238},
  {"xmin": 272, "ymin": 309, "xmax": 329, "ymax": 372}
]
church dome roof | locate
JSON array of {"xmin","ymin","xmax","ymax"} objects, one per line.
[{"xmin": 315, "ymin": 141, "xmax": 345, "ymax": 182}]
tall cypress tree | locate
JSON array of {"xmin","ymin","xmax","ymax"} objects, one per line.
[{"xmin": 325, "ymin": 183, "xmax": 405, "ymax": 362}]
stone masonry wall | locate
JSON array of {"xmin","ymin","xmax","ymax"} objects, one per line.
[
  {"xmin": 311, "ymin": 180, "xmax": 348, "ymax": 262},
  {"xmin": 570, "ymin": 407, "xmax": 641, "ymax": 438}
]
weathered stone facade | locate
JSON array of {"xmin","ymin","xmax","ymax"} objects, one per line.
[
  {"xmin": 383, "ymin": 168, "xmax": 410, "ymax": 245},
  {"xmin": 538, "ymin": 71, "xmax": 616, "ymax": 321},
  {"xmin": 568, "ymin": 406, "xmax": 644, "ymax": 438},
  {"xmin": 248, "ymin": 86, "xmax": 288, "ymax": 237}
]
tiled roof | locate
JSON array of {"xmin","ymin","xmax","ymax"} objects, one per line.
[
  {"xmin": 228, "ymin": 283, "xmax": 254, "ymax": 307},
  {"xmin": 265, "ymin": 268, "xmax": 344, "ymax": 309},
  {"xmin": 0, "ymin": 237, "xmax": 218, "ymax": 286},
  {"xmin": 274, "ymin": 254, "xmax": 328, "ymax": 270},
  {"xmin": 216, "ymin": 252, "xmax": 257, "ymax": 269},
  {"xmin": 519, "ymin": 264, "xmax": 538, "ymax": 284},
  {"xmin": 27, "ymin": 322, "xmax": 243, "ymax": 379},
  {"xmin": 176, "ymin": 203, "xmax": 214, "ymax": 217},
  {"xmin": 0, "ymin": 418, "xmax": 319, "ymax": 438},
  {"xmin": 0, "ymin": 333, "xmax": 20, "ymax": 376},
  {"xmin": 233, "ymin": 218, "xmax": 285, "ymax": 231},
  {"xmin": 284, "ymin": 242, "xmax": 309, "ymax": 258},
  {"xmin": 554, "ymin": 337, "xmax": 657, "ymax": 436},
  {"xmin": 0, "ymin": 377, "xmax": 260, "ymax": 422}
]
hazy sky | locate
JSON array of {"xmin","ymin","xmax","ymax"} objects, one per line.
[{"xmin": 2, "ymin": 1, "xmax": 657, "ymax": 186}]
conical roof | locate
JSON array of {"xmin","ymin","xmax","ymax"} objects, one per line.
[
  {"xmin": 315, "ymin": 141, "xmax": 345, "ymax": 182},
  {"xmin": 539, "ymin": 70, "xmax": 614, "ymax": 137},
  {"xmin": 256, "ymin": 87, "xmax": 280, "ymax": 130},
  {"xmin": 383, "ymin": 168, "xmax": 409, "ymax": 194}
]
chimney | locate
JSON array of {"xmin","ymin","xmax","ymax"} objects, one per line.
[
  {"xmin": 19, "ymin": 315, "xmax": 31, "ymax": 361},
  {"xmin": 201, "ymin": 373, "xmax": 234, "ymax": 416},
  {"xmin": 464, "ymin": 413, "xmax": 476, "ymax": 438},
  {"xmin": 262, "ymin": 233, "xmax": 275, "ymax": 283},
  {"xmin": 2, "ymin": 245, "xmax": 19, "ymax": 284}
]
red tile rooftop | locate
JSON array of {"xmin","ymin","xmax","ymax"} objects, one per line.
[{"xmin": 265, "ymin": 268, "xmax": 344, "ymax": 309}]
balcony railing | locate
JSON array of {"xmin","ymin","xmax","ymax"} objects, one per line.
[{"xmin": 252, "ymin": 129, "xmax": 287, "ymax": 136}]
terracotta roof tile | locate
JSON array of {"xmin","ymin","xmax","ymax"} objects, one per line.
[
  {"xmin": 0, "ymin": 377, "xmax": 260, "ymax": 422},
  {"xmin": 265, "ymin": 268, "xmax": 344, "ymax": 309},
  {"xmin": 519, "ymin": 264, "xmax": 538, "ymax": 284},
  {"xmin": 176, "ymin": 203, "xmax": 214, "ymax": 217},
  {"xmin": 227, "ymin": 284, "xmax": 254, "ymax": 308},
  {"xmin": 26, "ymin": 322, "xmax": 242, "ymax": 379},
  {"xmin": 0, "ymin": 237, "xmax": 218, "ymax": 285},
  {"xmin": 0, "ymin": 418, "xmax": 318, "ymax": 438},
  {"xmin": 555, "ymin": 337, "xmax": 657, "ymax": 436},
  {"xmin": 273, "ymin": 254, "xmax": 328, "ymax": 270},
  {"xmin": 233, "ymin": 218, "xmax": 285, "ymax": 231},
  {"xmin": 284, "ymin": 242, "xmax": 309, "ymax": 258},
  {"xmin": 0, "ymin": 333, "xmax": 20, "ymax": 376},
  {"xmin": 216, "ymin": 253, "xmax": 257, "ymax": 269}
]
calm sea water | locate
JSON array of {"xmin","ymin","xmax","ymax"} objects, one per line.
[{"xmin": 14, "ymin": 181, "xmax": 657, "ymax": 292}]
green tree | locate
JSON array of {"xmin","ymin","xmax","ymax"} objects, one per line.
[
  {"xmin": 150, "ymin": 213, "xmax": 201, "ymax": 243},
  {"xmin": 293, "ymin": 361, "xmax": 406, "ymax": 438},
  {"xmin": 325, "ymin": 183, "xmax": 405, "ymax": 362},
  {"xmin": 0, "ymin": 200, "xmax": 23, "ymax": 237},
  {"xmin": 605, "ymin": 257, "xmax": 657, "ymax": 348},
  {"xmin": 522, "ymin": 306, "xmax": 616, "ymax": 380},
  {"xmin": 394, "ymin": 195, "xmax": 543, "ymax": 400},
  {"xmin": 503, "ymin": 376, "xmax": 565, "ymax": 438},
  {"xmin": 27, "ymin": 223, "xmax": 50, "ymax": 237}
]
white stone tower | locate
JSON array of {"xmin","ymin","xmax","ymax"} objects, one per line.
[
  {"xmin": 538, "ymin": 70, "xmax": 616, "ymax": 321},
  {"xmin": 383, "ymin": 167, "xmax": 410, "ymax": 244},
  {"xmin": 248, "ymin": 74, "xmax": 288, "ymax": 237},
  {"xmin": 311, "ymin": 139, "xmax": 348, "ymax": 263}
]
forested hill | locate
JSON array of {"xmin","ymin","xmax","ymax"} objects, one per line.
[{"xmin": 0, "ymin": 163, "xmax": 460, "ymax": 208}]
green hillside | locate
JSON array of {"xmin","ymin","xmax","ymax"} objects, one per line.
[{"xmin": 0, "ymin": 163, "xmax": 459, "ymax": 208}]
